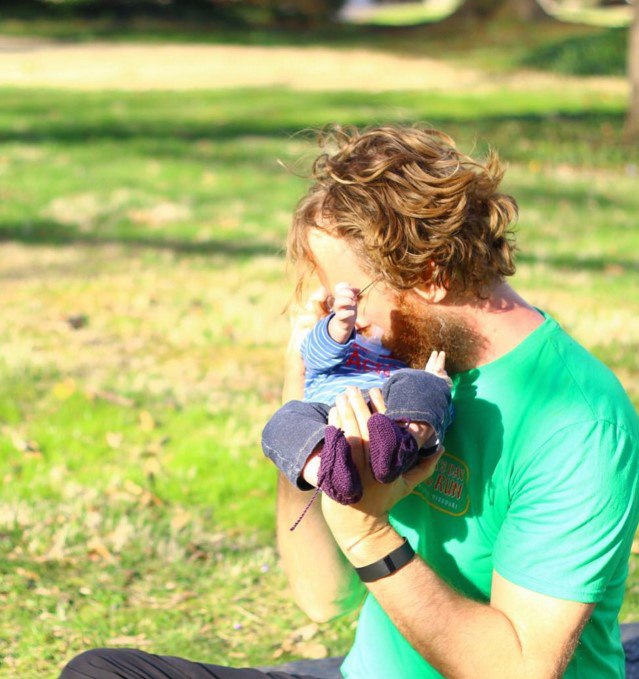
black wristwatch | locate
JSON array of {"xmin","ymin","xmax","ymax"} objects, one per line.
[{"xmin": 354, "ymin": 538, "xmax": 415, "ymax": 583}]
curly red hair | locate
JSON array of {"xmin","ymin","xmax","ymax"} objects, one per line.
[{"xmin": 287, "ymin": 124, "xmax": 518, "ymax": 300}]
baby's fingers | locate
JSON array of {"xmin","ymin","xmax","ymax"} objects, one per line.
[
  {"xmin": 424, "ymin": 351, "xmax": 439, "ymax": 373},
  {"xmin": 369, "ymin": 388, "xmax": 387, "ymax": 415},
  {"xmin": 425, "ymin": 350, "xmax": 447, "ymax": 376},
  {"xmin": 332, "ymin": 293, "xmax": 357, "ymax": 311}
]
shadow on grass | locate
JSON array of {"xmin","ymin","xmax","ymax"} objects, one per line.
[
  {"xmin": 0, "ymin": 220, "xmax": 282, "ymax": 258},
  {"xmin": 2, "ymin": 220, "xmax": 636, "ymax": 276},
  {"xmin": 0, "ymin": 101, "xmax": 629, "ymax": 149},
  {"xmin": 520, "ymin": 27, "xmax": 626, "ymax": 77}
]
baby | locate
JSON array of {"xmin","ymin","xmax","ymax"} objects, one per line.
[{"xmin": 262, "ymin": 282, "xmax": 454, "ymax": 506}]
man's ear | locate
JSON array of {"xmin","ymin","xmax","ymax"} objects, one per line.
[
  {"xmin": 412, "ymin": 262, "xmax": 449, "ymax": 304},
  {"xmin": 413, "ymin": 283, "xmax": 448, "ymax": 304}
]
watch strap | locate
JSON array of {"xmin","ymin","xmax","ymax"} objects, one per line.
[{"xmin": 355, "ymin": 538, "xmax": 415, "ymax": 583}]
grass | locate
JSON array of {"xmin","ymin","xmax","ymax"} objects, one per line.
[{"xmin": 0, "ymin": 25, "xmax": 637, "ymax": 678}]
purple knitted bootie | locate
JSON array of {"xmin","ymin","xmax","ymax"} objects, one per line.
[
  {"xmin": 317, "ymin": 425, "xmax": 363, "ymax": 505},
  {"xmin": 367, "ymin": 413, "xmax": 419, "ymax": 484}
]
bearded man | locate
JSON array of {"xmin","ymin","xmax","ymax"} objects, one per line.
[{"xmin": 61, "ymin": 126, "xmax": 639, "ymax": 679}]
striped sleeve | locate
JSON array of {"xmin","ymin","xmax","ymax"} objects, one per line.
[{"xmin": 301, "ymin": 314, "xmax": 355, "ymax": 375}]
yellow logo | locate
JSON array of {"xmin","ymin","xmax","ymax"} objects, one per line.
[{"xmin": 411, "ymin": 451, "xmax": 470, "ymax": 516}]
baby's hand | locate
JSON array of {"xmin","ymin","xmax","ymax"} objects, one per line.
[
  {"xmin": 327, "ymin": 282, "xmax": 358, "ymax": 344},
  {"xmin": 425, "ymin": 350, "xmax": 453, "ymax": 388}
]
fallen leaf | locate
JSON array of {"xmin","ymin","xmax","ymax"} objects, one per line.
[
  {"xmin": 11, "ymin": 433, "xmax": 42, "ymax": 457},
  {"xmin": 170, "ymin": 508, "xmax": 192, "ymax": 533},
  {"xmin": 53, "ymin": 379, "xmax": 77, "ymax": 400},
  {"xmin": 139, "ymin": 410, "xmax": 155, "ymax": 431},
  {"xmin": 297, "ymin": 641, "xmax": 328, "ymax": 660},
  {"xmin": 87, "ymin": 537, "xmax": 115, "ymax": 563},
  {"xmin": 88, "ymin": 390, "xmax": 135, "ymax": 408},
  {"xmin": 16, "ymin": 567, "xmax": 40, "ymax": 582},
  {"xmin": 107, "ymin": 634, "xmax": 151, "ymax": 647},
  {"xmin": 293, "ymin": 623, "xmax": 319, "ymax": 641},
  {"xmin": 106, "ymin": 432, "xmax": 123, "ymax": 449}
]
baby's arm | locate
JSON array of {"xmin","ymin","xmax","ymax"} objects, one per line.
[
  {"xmin": 327, "ymin": 282, "xmax": 358, "ymax": 344},
  {"xmin": 301, "ymin": 283, "xmax": 358, "ymax": 374}
]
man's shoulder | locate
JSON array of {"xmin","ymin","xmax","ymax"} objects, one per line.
[{"xmin": 543, "ymin": 321, "xmax": 638, "ymax": 437}]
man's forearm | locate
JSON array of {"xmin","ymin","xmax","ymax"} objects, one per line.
[
  {"xmin": 345, "ymin": 525, "xmax": 576, "ymax": 679},
  {"xmin": 276, "ymin": 473, "xmax": 366, "ymax": 622}
]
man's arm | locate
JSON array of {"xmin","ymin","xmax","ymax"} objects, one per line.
[
  {"xmin": 302, "ymin": 313, "xmax": 354, "ymax": 375},
  {"xmin": 276, "ymin": 474, "xmax": 366, "ymax": 622},
  {"xmin": 346, "ymin": 524, "xmax": 592, "ymax": 679},
  {"xmin": 277, "ymin": 298, "xmax": 366, "ymax": 622}
]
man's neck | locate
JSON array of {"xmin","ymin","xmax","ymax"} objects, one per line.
[{"xmin": 451, "ymin": 282, "xmax": 544, "ymax": 371}]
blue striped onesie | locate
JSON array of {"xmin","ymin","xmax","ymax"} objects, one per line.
[{"xmin": 302, "ymin": 313, "xmax": 408, "ymax": 404}]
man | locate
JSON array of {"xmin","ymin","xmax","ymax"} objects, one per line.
[{"xmin": 60, "ymin": 125, "xmax": 639, "ymax": 679}]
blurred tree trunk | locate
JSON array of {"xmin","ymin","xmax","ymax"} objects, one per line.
[
  {"xmin": 625, "ymin": 0, "xmax": 639, "ymax": 141},
  {"xmin": 443, "ymin": 0, "xmax": 548, "ymax": 23}
]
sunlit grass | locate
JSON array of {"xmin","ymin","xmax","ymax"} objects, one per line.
[{"xmin": 0, "ymin": 78, "xmax": 637, "ymax": 677}]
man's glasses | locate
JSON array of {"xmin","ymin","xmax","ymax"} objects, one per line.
[
  {"xmin": 356, "ymin": 278, "xmax": 379, "ymax": 300},
  {"xmin": 326, "ymin": 278, "xmax": 380, "ymax": 312}
]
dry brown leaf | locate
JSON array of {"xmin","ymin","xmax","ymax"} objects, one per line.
[
  {"xmin": 139, "ymin": 489, "xmax": 163, "ymax": 507},
  {"xmin": 108, "ymin": 516, "xmax": 134, "ymax": 553},
  {"xmin": 279, "ymin": 622, "xmax": 321, "ymax": 654},
  {"xmin": 297, "ymin": 641, "xmax": 328, "ymax": 660},
  {"xmin": 16, "ymin": 567, "xmax": 40, "ymax": 582},
  {"xmin": 123, "ymin": 480, "xmax": 144, "ymax": 496},
  {"xmin": 106, "ymin": 432, "xmax": 123, "ymax": 449},
  {"xmin": 170, "ymin": 508, "xmax": 192, "ymax": 533},
  {"xmin": 107, "ymin": 634, "xmax": 151, "ymax": 647},
  {"xmin": 52, "ymin": 379, "xmax": 77, "ymax": 400},
  {"xmin": 10, "ymin": 433, "xmax": 41, "ymax": 457},
  {"xmin": 89, "ymin": 390, "xmax": 135, "ymax": 408},
  {"xmin": 87, "ymin": 537, "xmax": 115, "ymax": 563},
  {"xmin": 292, "ymin": 623, "xmax": 319, "ymax": 641},
  {"xmin": 139, "ymin": 410, "xmax": 156, "ymax": 431}
]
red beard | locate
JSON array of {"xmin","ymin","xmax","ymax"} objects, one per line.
[{"xmin": 380, "ymin": 294, "xmax": 484, "ymax": 374}]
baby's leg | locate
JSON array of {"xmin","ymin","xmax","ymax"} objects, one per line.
[
  {"xmin": 368, "ymin": 353, "xmax": 454, "ymax": 483},
  {"xmin": 261, "ymin": 400, "xmax": 331, "ymax": 490},
  {"xmin": 261, "ymin": 400, "xmax": 362, "ymax": 504}
]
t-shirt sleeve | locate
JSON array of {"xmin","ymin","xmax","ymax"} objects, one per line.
[{"xmin": 493, "ymin": 420, "xmax": 639, "ymax": 603}]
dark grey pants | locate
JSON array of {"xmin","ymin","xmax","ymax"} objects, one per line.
[{"xmin": 59, "ymin": 648, "xmax": 322, "ymax": 679}]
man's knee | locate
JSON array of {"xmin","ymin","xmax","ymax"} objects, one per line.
[{"xmin": 59, "ymin": 647, "xmax": 136, "ymax": 678}]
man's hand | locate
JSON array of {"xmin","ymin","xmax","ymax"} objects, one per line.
[{"xmin": 319, "ymin": 386, "xmax": 442, "ymax": 564}]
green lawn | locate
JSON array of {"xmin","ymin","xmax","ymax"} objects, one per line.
[{"xmin": 0, "ymin": 32, "xmax": 638, "ymax": 678}]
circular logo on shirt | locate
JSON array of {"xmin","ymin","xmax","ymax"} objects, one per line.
[{"xmin": 411, "ymin": 451, "xmax": 470, "ymax": 516}]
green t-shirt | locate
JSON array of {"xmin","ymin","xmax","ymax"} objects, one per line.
[{"xmin": 341, "ymin": 313, "xmax": 639, "ymax": 679}]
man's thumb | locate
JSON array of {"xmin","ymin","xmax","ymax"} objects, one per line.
[{"xmin": 403, "ymin": 449, "xmax": 443, "ymax": 490}]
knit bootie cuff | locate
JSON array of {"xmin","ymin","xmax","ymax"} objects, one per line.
[
  {"xmin": 317, "ymin": 425, "xmax": 363, "ymax": 505},
  {"xmin": 367, "ymin": 413, "xmax": 420, "ymax": 484}
]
